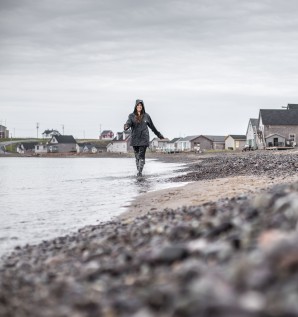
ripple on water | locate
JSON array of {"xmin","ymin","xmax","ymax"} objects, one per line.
[{"xmin": 0, "ymin": 157, "xmax": 187, "ymax": 257}]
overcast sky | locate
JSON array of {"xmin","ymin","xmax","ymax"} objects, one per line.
[{"xmin": 1, "ymin": 0, "xmax": 298, "ymax": 139}]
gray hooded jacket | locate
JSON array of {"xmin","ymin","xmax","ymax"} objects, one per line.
[{"xmin": 125, "ymin": 101, "xmax": 163, "ymax": 147}]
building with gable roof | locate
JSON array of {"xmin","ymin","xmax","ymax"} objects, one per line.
[
  {"xmin": 100, "ymin": 130, "xmax": 114, "ymax": 140},
  {"xmin": 0, "ymin": 125, "xmax": 9, "ymax": 139},
  {"xmin": 256, "ymin": 107, "xmax": 298, "ymax": 149},
  {"xmin": 202, "ymin": 135, "xmax": 226, "ymax": 150},
  {"xmin": 287, "ymin": 104, "xmax": 298, "ymax": 110},
  {"xmin": 107, "ymin": 131, "xmax": 132, "ymax": 153},
  {"xmin": 225, "ymin": 135, "xmax": 246, "ymax": 150},
  {"xmin": 149, "ymin": 137, "xmax": 170, "ymax": 152},
  {"xmin": 176, "ymin": 135, "xmax": 200, "ymax": 151},
  {"xmin": 165, "ymin": 137, "xmax": 181, "ymax": 153},
  {"xmin": 48, "ymin": 135, "xmax": 77, "ymax": 153},
  {"xmin": 176, "ymin": 135, "xmax": 225, "ymax": 152},
  {"xmin": 17, "ymin": 142, "xmax": 39, "ymax": 154},
  {"xmin": 76, "ymin": 143, "xmax": 102, "ymax": 154},
  {"xmin": 246, "ymin": 118, "xmax": 258, "ymax": 149}
]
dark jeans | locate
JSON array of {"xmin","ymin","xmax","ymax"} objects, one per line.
[{"xmin": 133, "ymin": 146, "xmax": 147, "ymax": 161}]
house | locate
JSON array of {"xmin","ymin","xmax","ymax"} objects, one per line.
[
  {"xmin": 256, "ymin": 108, "xmax": 298, "ymax": 149},
  {"xmin": 246, "ymin": 118, "xmax": 258, "ymax": 149},
  {"xmin": 48, "ymin": 135, "xmax": 77, "ymax": 153},
  {"xmin": 202, "ymin": 135, "xmax": 226, "ymax": 150},
  {"xmin": 287, "ymin": 104, "xmax": 298, "ymax": 110},
  {"xmin": 17, "ymin": 142, "xmax": 38, "ymax": 154},
  {"xmin": 100, "ymin": 130, "xmax": 114, "ymax": 140},
  {"xmin": 265, "ymin": 133, "xmax": 286, "ymax": 147},
  {"xmin": 0, "ymin": 125, "xmax": 9, "ymax": 139},
  {"xmin": 35, "ymin": 143, "xmax": 48, "ymax": 154},
  {"xmin": 225, "ymin": 135, "xmax": 246, "ymax": 150},
  {"xmin": 176, "ymin": 135, "xmax": 200, "ymax": 151},
  {"xmin": 76, "ymin": 143, "xmax": 101, "ymax": 154},
  {"xmin": 149, "ymin": 138, "xmax": 170, "ymax": 152},
  {"xmin": 165, "ymin": 137, "xmax": 181, "ymax": 153},
  {"xmin": 107, "ymin": 131, "xmax": 132, "ymax": 153},
  {"xmin": 185, "ymin": 135, "xmax": 225, "ymax": 152}
]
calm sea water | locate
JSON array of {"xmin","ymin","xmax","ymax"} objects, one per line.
[{"xmin": 0, "ymin": 157, "xmax": 185, "ymax": 258}]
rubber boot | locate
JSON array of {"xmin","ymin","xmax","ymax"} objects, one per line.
[
  {"xmin": 136, "ymin": 159, "xmax": 140, "ymax": 172},
  {"xmin": 137, "ymin": 159, "xmax": 145, "ymax": 177},
  {"xmin": 134, "ymin": 151, "xmax": 140, "ymax": 175}
]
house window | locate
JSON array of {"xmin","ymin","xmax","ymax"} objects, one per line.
[
  {"xmin": 235, "ymin": 141, "xmax": 240, "ymax": 148},
  {"xmin": 289, "ymin": 134, "xmax": 296, "ymax": 142}
]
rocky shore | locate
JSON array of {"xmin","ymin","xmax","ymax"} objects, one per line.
[
  {"xmin": 171, "ymin": 150, "xmax": 298, "ymax": 181},
  {"xmin": 1, "ymin": 151, "xmax": 298, "ymax": 317}
]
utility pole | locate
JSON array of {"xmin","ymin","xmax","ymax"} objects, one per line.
[
  {"xmin": 62, "ymin": 124, "xmax": 64, "ymax": 135},
  {"xmin": 99, "ymin": 124, "xmax": 102, "ymax": 139},
  {"xmin": 36, "ymin": 122, "xmax": 39, "ymax": 139}
]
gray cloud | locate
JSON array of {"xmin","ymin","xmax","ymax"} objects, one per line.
[{"xmin": 1, "ymin": 0, "xmax": 298, "ymax": 138}]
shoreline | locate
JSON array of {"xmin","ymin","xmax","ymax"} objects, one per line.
[
  {"xmin": 1, "ymin": 150, "xmax": 298, "ymax": 316},
  {"xmin": 119, "ymin": 173, "xmax": 298, "ymax": 223},
  {"xmin": 0, "ymin": 151, "xmax": 203, "ymax": 161}
]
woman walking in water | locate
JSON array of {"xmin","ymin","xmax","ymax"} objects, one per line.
[{"xmin": 124, "ymin": 99, "xmax": 164, "ymax": 177}]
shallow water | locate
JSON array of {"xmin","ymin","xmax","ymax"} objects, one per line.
[{"xmin": 0, "ymin": 157, "xmax": 186, "ymax": 257}]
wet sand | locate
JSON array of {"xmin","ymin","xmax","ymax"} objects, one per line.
[{"xmin": 120, "ymin": 173, "xmax": 298, "ymax": 223}]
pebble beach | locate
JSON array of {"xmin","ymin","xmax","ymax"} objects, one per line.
[{"xmin": 1, "ymin": 150, "xmax": 298, "ymax": 317}]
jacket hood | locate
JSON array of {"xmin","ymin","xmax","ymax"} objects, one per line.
[{"xmin": 134, "ymin": 99, "xmax": 146, "ymax": 114}]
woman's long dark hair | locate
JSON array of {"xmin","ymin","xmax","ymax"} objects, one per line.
[{"xmin": 134, "ymin": 101, "xmax": 145, "ymax": 123}]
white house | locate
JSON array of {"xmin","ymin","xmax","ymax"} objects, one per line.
[
  {"xmin": 34, "ymin": 143, "xmax": 48, "ymax": 154},
  {"xmin": 246, "ymin": 118, "xmax": 258, "ymax": 149},
  {"xmin": 107, "ymin": 131, "xmax": 132, "ymax": 153},
  {"xmin": 76, "ymin": 143, "xmax": 100, "ymax": 154},
  {"xmin": 165, "ymin": 137, "xmax": 181, "ymax": 153},
  {"xmin": 176, "ymin": 135, "xmax": 199, "ymax": 151},
  {"xmin": 149, "ymin": 138, "xmax": 170, "ymax": 152},
  {"xmin": 225, "ymin": 135, "xmax": 246, "ymax": 150}
]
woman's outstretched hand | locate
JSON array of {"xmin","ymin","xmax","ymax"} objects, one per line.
[
  {"xmin": 124, "ymin": 124, "xmax": 129, "ymax": 131},
  {"xmin": 159, "ymin": 134, "xmax": 164, "ymax": 139}
]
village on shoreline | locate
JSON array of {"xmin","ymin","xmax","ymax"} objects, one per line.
[{"xmin": 1, "ymin": 103, "xmax": 298, "ymax": 156}]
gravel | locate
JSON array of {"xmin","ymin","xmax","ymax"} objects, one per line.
[{"xmin": 1, "ymin": 151, "xmax": 298, "ymax": 317}]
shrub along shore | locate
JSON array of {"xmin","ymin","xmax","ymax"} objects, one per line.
[{"xmin": 1, "ymin": 150, "xmax": 298, "ymax": 317}]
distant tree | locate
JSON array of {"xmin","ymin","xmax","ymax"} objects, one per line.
[{"xmin": 42, "ymin": 129, "xmax": 61, "ymax": 138}]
